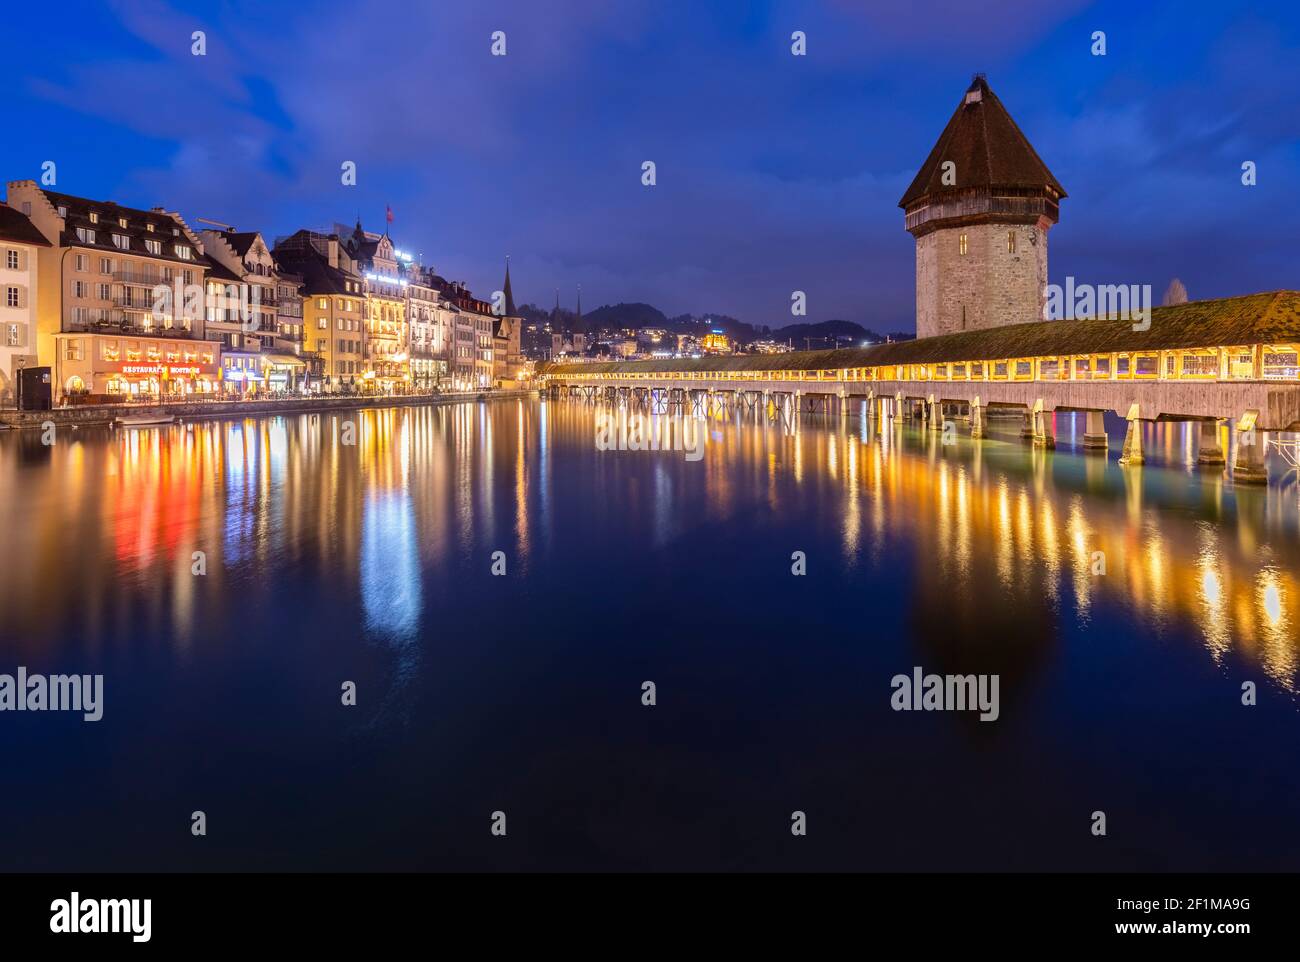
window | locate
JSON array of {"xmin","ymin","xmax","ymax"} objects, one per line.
[
  {"xmin": 73, "ymin": 281, "xmax": 87, "ymax": 298},
  {"xmin": 182, "ymin": 270, "xmax": 193, "ymax": 286},
  {"xmin": 1182, "ymin": 354, "xmax": 1219, "ymax": 377},
  {"xmin": 5, "ymin": 287, "xmax": 19, "ymax": 308},
  {"xmin": 145, "ymin": 239, "xmax": 161, "ymax": 255},
  {"xmin": 6, "ymin": 323, "xmax": 20, "ymax": 346},
  {"xmin": 175, "ymin": 245, "xmax": 193, "ymax": 260},
  {"xmin": 23, "ymin": 202, "xmax": 32, "ymax": 216},
  {"xmin": 1135, "ymin": 355, "xmax": 1158, "ymax": 376},
  {"xmin": 5, "ymin": 249, "xmax": 18, "ymax": 270},
  {"xmin": 96, "ymin": 283, "xmax": 110, "ymax": 300},
  {"xmin": 959, "ymin": 234, "xmax": 968, "ymax": 255},
  {"xmin": 118, "ymin": 218, "xmax": 128, "ymax": 228},
  {"xmin": 76, "ymin": 227, "xmax": 96, "ymax": 244},
  {"xmin": 74, "ymin": 254, "xmax": 88, "ymax": 272},
  {"xmin": 64, "ymin": 339, "xmax": 84, "ymax": 361},
  {"xmin": 56, "ymin": 205, "xmax": 66, "ymax": 217},
  {"xmin": 318, "ymin": 298, "xmax": 327, "ymax": 310},
  {"xmin": 99, "ymin": 257, "xmax": 113, "ymax": 273},
  {"xmin": 317, "ymin": 317, "xmax": 327, "ymax": 329},
  {"xmin": 1007, "ymin": 231, "xmax": 1016, "ymax": 254},
  {"xmin": 88, "ymin": 212, "xmax": 99, "ymax": 223},
  {"xmin": 1263, "ymin": 352, "xmax": 1299, "ymax": 380},
  {"xmin": 146, "ymin": 223, "xmax": 154, "ymax": 232}
]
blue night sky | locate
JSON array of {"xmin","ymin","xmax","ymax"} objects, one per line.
[{"xmin": 1, "ymin": 0, "xmax": 1296, "ymax": 333}]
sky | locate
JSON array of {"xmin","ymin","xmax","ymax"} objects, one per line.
[{"xmin": 2, "ymin": 0, "xmax": 1297, "ymax": 334}]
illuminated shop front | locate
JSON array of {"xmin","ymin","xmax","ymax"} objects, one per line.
[{"xmin": 53, "ymin": 332, "xmax": 219, "ymax": 400}]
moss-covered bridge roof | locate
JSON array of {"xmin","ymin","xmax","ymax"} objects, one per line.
[{"xmin": 541, "ymin": 291, "xmax": 1300, "ymax": 376}]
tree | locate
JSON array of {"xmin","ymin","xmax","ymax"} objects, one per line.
[{"xmin": 1162, "ymin": 278, "xmax": 1188, "ymax": 306}]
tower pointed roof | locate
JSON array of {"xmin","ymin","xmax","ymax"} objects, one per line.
[
  {"xmin": 899, "ymin": 75, "xmax": 1065, "ymax": 209},
  {"xmin": 502, "ymin": 256, "xmax": 516, "ymax": 316}
]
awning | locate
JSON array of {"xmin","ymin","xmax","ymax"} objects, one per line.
[{"xmin": 264, "ymin": 353, "xmax": 307, "ymax": 368}]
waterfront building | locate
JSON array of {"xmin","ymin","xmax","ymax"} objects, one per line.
[
  {"xmin": 271, "ymin": 267, "xmax": 320, "ymax": 391},
  {"xmin": 900, "ymin": 75, "xmax": 1065, "ymax": 339},
  {"xmin": 345, "ymin": 221, "xmax": 409, "ymax": 393},
  {"xmin": 5, "ymin": 181, "xmax": 217, "ymax": 400},
  {"xmin": 0, "ymin": 202, "xmax": 49, "ymax": 406},
  {"xmin": 403, "ymin": 263, "xmax": 447, "ymax": 392},
  {"xmin": 273, "ymin": 230, "xmax": 365, "ymax": 392},
  {"xmin": 200, "ymin": 228, "xmax": 306, "ymax": 394}
]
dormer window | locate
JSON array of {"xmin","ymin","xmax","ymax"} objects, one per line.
[
  {"xmin": 56, "ymin": 206, "xmax": 66, "ymax": 217},
  {"xmin": 145, "ymin": 239, "xmax": 161, "ymax": 255},
  {"xmin": 118, "ymin": 218, "xmax": 128, "ymax": 228},
  {"xmin": 75, "ymin": 227, "xmax": 96, "ymax": 244},
  {"xmin": 147, "ymin": 223, "xmax": 154, "ymax": 232},
  {"xmin": 175, "ymin": 245, "xmax": 192, "ymax": 260},
  {"xmin": 89, "ymin": 212, "xmax": 99, "ymax": 223},
  {"xmin": 112, "ymin": 234, "xmax": 130, "ymax": 250}
]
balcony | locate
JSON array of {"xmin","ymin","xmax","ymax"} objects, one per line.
[
  {"xmin": 112, "ymin": 269, "xmax": 167, "ymax": 287},
  {"xmin": 64, "ymin": 317, "xmax": 198, "ymax": 339}
]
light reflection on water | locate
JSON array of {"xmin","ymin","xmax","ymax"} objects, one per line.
[
  {"xmin": 0, "ymin": 400, "xmax": 1294, "ymax": 692},
  {"xmin": 0, "ymin": 398, "xmax": 1298, "ymax": 871}
]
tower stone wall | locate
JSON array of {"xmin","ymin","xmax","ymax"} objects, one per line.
[{"xmin": 915, "ymin": 220, "xmax": 1050, "ymax": 338}]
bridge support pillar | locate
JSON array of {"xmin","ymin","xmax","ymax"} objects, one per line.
[
  {"xmin": 838, "ymin": 389, "xmax": 849, "ymax": 418},
  {"xmin": 928, "ymin": 395, "xmax": 942, "ymax": 431},
  {"xmin": 1232, "ymin": 412, "xmax": 1267, "ymax": 484},
  {"xmin": 970, "ymin": 397, "xmax": 985, "ymax": 439},
  {"xmin": 1019, "ymin": 408, "xmax": 1034, "ymax": 442},
  {"xmin": 1083, "ymin": 410, "xmax": 1108, "ymax": 452},
  {"xmin": 1032, "ymin": 399, "xmax": 1056, "ymax": 449},
  {"xmin": 1197, "ymin": 419, "xmax": 1226, "ymax": 466},
  {"xmin": 1119, "ymin": 405, "xmax": 1144, "ymax": 466}
]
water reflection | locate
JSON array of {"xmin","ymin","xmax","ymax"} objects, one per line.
[{"xmin": 0, "ymin": 400, "xmax": 1295, "ymax": 698}]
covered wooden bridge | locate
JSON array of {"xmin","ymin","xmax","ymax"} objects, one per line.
[{"xmin": 540, "ymin": 291, "xmax": 1300, "ymax": 484}]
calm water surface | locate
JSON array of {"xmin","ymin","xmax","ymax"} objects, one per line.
[{"xmin": 0, "ymin": 399, "xmax": 1297, "ymax": 871}]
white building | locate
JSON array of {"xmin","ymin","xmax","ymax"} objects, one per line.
[{"xmin": 0, "ymin": 202, "xmax": 50, "ymax": 405}]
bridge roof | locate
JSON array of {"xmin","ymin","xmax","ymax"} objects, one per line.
[{"xmin": 542, "ymin": 291, "xmax": 1300, "ymax": 375}]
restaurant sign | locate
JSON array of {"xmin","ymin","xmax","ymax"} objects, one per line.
[{"xmin": 119, "ymin": 363, "xmax": 210, "ymax": 377}]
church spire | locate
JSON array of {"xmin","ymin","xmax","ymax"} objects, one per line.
[
  {"xmin": 502, "ymin": 256, "xmax": 516, "ymax": 316},
  {"xmin": 575, "ymin": 284, "xmax": 581, "ymax": 325}
]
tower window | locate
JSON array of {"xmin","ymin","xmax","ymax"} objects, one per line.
[
  {"xmin": 958, "ymin": 234, "xmax": 968, "ymax": 255},
  {"xmin": 1007, "ymin": 231, "xmax": 1016, "ymax": 254}
]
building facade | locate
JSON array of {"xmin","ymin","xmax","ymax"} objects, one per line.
[
  {"xmin": 0, "ymin": 202, "xmax": 49, "ymax": 406},
  {"xmin": 345, "ymin": 222, "xmax": 409, "ymax": 393},
  {"xmin": 6, "ymin": 180, "xmax": 218, "ymax": 400},
  {"xmin": 273, "ymin": 230, "xmax": 365, "ymax": 392}
]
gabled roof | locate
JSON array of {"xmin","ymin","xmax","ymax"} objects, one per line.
[
  {"xmin": 38, "ymin": 188, "xmax": 203, "ymax": 263},
  {"xmin": 202, "ymin": 253, "xmax": 242, "ymax": 283},
  {"xmin": 222, "ymin": 231, "xmax": 262, "ymax": 258},
  {"xmin": 899, "ymin": 76, "xmax": 1065, "ymax": 208},
  {"xmin": 0, "ymin": 202, "xmax": 51, "ymax": 246}
]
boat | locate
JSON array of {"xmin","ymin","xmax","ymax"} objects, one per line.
[{"xmin": 116, "ymin": 414, "xmax": 176, "ymax": 427}]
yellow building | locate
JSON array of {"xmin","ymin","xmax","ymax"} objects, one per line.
[{"xmin": 272, "ymin": 230, "xmax": 365, "ymax": 392}]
